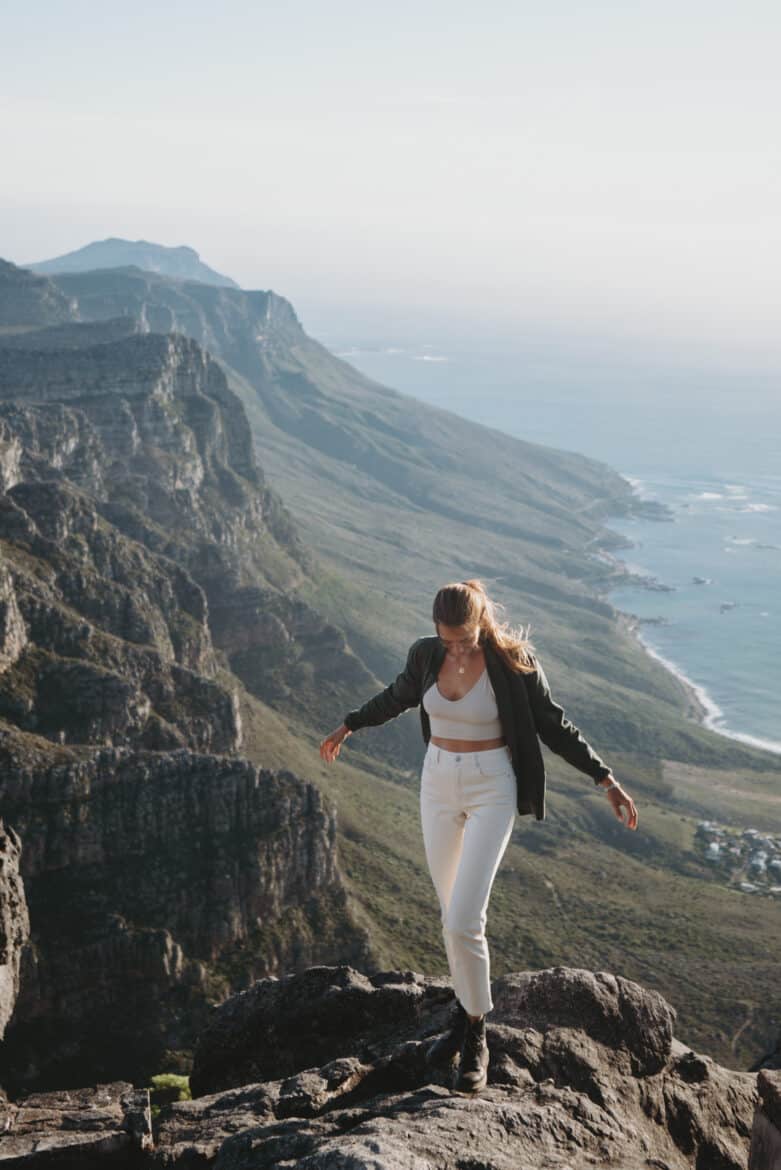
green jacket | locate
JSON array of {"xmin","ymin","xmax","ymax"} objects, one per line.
[{"xmin": 344, "ymin": 635, "xmax": 612, "ymax": 821}]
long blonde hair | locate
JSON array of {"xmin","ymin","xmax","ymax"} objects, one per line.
[{"xmin": 432, "ymin": 579, "xmax": 536, "ymax": 674}]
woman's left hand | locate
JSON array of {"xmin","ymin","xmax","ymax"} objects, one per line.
[{"xmin": 602, "ymin": 776, "xmax": 638, "ymax": 830}]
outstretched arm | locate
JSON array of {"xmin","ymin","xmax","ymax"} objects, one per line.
[
  {"xmin": 320, "ymin": 640, "xmax": 424, "ymax": 763},
  {"xmin": 342, "ymin": 639, "xmax": 423, "ymax": 732}
]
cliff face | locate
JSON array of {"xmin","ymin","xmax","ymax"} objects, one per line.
[
  {"xmin": 0, "ymin": 321, "xmax": 376, "ymax": 731},
  {"xmin": 0, "ymin": 374, "xmax": 240, "ymax": 753},
  {"xmin": 0, "ymin": 260, "xmax": 78, "ymax": 330},
  {"xmin": 43, "ymin": 264, "xmax": 299, "ymax": 390},
  {"xmin": 0, "ymin": 727, "xmax": 370, "ymax": 1095},
  {"xmin": 0, "ymin": 818, "xmax": 29, "ymax": 1042},
  {"xmin": 0, "ymin": 267, "xmax": 379, "ymax": 1096}
]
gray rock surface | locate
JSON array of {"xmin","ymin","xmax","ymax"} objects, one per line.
[
  {"xmin": 0, "ymin": 818, "xmax": 29, "ymax": 1041},
  {"xmin": 1, "ymin": 963, "xmax": 763, "ymax": 1169},
  {"xmin": 143, "ymin": 964, "xmax": 764, "ymax": 1168},
  {"xmin": 0, "ymin": 1080, "xmax": 152, "ymax": 1166}
]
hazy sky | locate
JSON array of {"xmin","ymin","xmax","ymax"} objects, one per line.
[{"xmin": 2, "ymin": 0, "xmax": 780, "ymax": 366}]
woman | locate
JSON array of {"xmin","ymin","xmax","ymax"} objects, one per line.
[{"xmin": 319, "ymin": 579, "xmax": 638, "ymax": 1095}]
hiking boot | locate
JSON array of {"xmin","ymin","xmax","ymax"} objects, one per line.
[
  {"xmin": 425, "ymin": 1000, "xmax": 468, "ymax": 1067},
  {"xmin": 454, "ymin": 1012, "xmax": 489, "ymax": 1093}
]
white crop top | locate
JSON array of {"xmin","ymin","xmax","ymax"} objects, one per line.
[{"xmin": 422, "ymin": 668, "xmax": 503, "ymax": 739}]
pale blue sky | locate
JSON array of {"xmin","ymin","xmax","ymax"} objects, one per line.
[{"xmin": 2, "ymin": 0, "xmax": 780, "ymax": 365}]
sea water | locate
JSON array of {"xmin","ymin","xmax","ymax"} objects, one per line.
[
  {"xmin": 327, "ymin": 337, "xmax": 780, "ymax": 754},
  {"xmin": 606, "ymin": 473, "xmax": 781, "ymax": 754}
]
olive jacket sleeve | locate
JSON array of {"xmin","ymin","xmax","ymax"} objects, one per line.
[
  {"xmin": 343, "ymin": 638, "xmax": 424, "ymax": 731},
  {"xmin": 522, "ymin": 655, "xmax": 612, "ymax": 785}
]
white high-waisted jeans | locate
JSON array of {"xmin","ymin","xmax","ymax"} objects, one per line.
[{"xmin": 419, "ymin": 742, "xmax": 517, "ymax": 1017}]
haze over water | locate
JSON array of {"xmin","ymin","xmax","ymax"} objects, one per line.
[{"xmin": 325, "ymin": 332, "xmax": 781, "ymax": 754}]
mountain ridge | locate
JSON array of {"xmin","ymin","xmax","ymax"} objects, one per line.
[{"xmin": 25, "ymin": 237, "xmax": 239, "ymax": 289}]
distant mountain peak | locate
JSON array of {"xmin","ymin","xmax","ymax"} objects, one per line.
[{"xmin": 25, "ymin": 237, "xmax": 240, "ymax": 289}]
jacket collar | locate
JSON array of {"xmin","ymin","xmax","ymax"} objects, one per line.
[{"xmin": 483, "ymin": 639, "xmax": 513, "ymax": 707}]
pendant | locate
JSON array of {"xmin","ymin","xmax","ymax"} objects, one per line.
[{"xmin": 458, "ymin": 665, "xmax": 465, "ymax": 674}]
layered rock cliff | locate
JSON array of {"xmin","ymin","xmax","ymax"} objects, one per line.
[
  {"xmin": 0, "ymin": 728, "xmax": 371, "ymax": 1097},
  {"xmin": 0, "ymin": 817, "xmax": 29, "ymax": 1042},
  {"xmin": 0, "ymin": 320, "xmax": 376, "ymax": 731},
  {"xmin": 0, "ymin": 259, "xmax": 77, "ymax": 330}
]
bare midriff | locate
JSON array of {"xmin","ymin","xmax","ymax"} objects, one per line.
[{"xmin": 429, "ymin": 735, "xmax": 507, "ymax": 752}]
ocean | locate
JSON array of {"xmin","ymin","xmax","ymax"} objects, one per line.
[
  {"xmin": 606, "ymin": 472, "xmax": 780, "ymax": 754},
  {"xmin": 325, "ymin": 337, "xmax": 780, "ymax": 755}
]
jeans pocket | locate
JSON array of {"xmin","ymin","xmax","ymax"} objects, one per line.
[
  {"xmin": 476, "ymin": 749, "xmax": 513, "ymax": 779},
  {"xmin": 421, "ymin": 756, "xmax": 437, "ymax": 784}
]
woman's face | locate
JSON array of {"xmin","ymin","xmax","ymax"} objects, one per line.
[{"xmin": 436, "ymin": 622, "xmax": 481, "ymax": 665}]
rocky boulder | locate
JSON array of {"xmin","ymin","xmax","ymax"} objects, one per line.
[
  {"xmin": 157, "ymin": 964, "xmax": 758, "ymax": 1168},
  {"xmin": 1, "ymin": 964, "xmax": 771, "ymax": 1168}
]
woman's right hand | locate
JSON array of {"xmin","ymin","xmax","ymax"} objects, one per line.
[{"xmin": 319, "ymin": 724, "xmax": 352, "ymax": 763}]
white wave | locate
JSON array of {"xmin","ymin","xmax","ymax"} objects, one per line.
[
  {"xmin": 709, "ymin": 727, "xmax": 781, "ymax": 754},
  {"xmin": 696, "ymin": 491, "xmax": 723, "ymax": 500},
  {"xmin": 737, "ymin": 503, "xmax": 777, "ymax": 512},
  {"xmin": 623, "ymin": 475, "xmax": 652, "ymax": 498},
  {"xmin": 631, "ymin": 630, "xmax": 781, "ymax": 756},
  {"xmin": 412, "ymin": 354, "xmax": 448, "ymax": 363},
  {"xmin": 633, "ymin": 631, "xmax": 723, "ymax": 720}
]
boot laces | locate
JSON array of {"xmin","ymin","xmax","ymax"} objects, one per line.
[{"xmin": 463, "ymin": 1017, "xmax": 485, "ymax": 1062}]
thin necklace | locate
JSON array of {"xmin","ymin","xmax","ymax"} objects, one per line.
[{"xmin": 457, "ymin": 647, "xmax": 478, "ymax": 674}]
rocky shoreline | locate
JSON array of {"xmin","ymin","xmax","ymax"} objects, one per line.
[
  {"xmin": 618, "ymin": 609, "xmax": 712, "ymax": 726},
  {"xmin": 588, "ymin": 540, "xmax": 712, "ymax": 728}
]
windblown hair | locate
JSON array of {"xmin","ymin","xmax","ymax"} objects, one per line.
[{"xmin": 432, "ymin": 579, "xmax": 536, "ymax": 675}]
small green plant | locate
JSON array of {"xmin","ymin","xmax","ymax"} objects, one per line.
[{"xmin": 148, "ymin": 1073, "xmax": 191, "ymax": 1119}]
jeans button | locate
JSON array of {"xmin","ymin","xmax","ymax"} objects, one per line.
[{"xmin": 455, "ymin": 755, "xmax": 461, "ymax": 761}]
